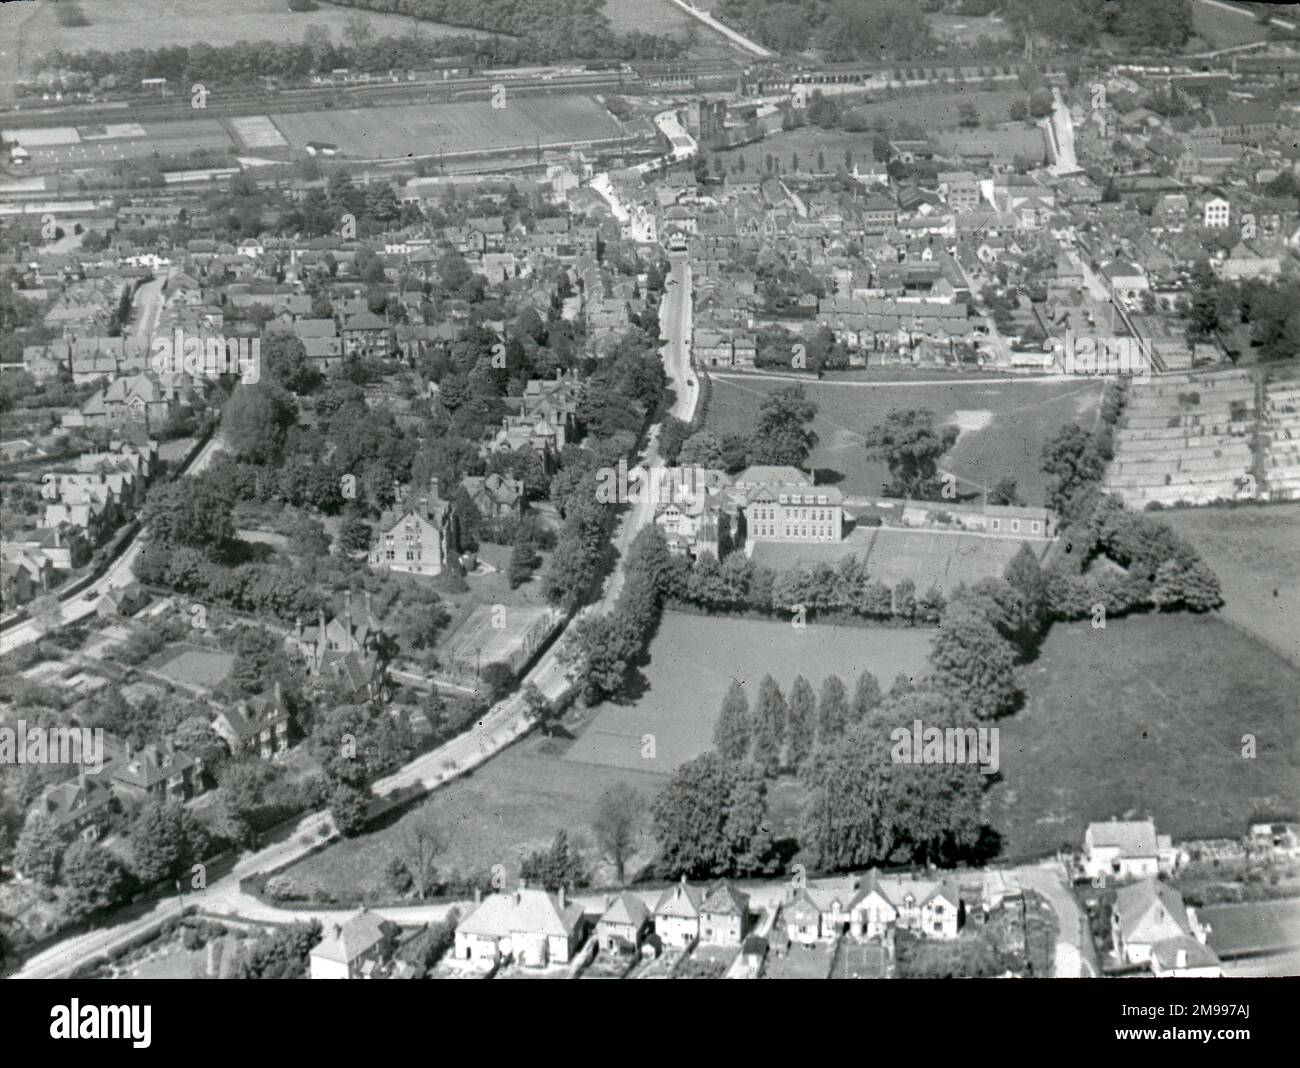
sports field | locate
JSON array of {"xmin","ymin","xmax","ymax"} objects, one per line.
[
  {"xmin": 154, "ymin": 646, "xmax": 234, "ymax": 690},
  {"xmin": 706, "ymin": 374, "xmax": 1102, "ymax": 506},
  {"xmin": 1161, "ymin": 503, "xmax": 1300, "ymax": 666},
  {"xmin": 271, "ymin": 96, "xmax": 624, "ymax": 160},
  {"xmin": 750, "ymin": 526, "xmax": 1043, "ymax": 593},
  {"xmin": 442, "ymin": 602, "xmax": 558, "ymax": 675},
  {"xmin": 2, "ymin": 118, "xmax": 234, "ymax": 166},
  {"xmin": 564, "ymin": 612, "xmax": 934, "ymax": 774}
]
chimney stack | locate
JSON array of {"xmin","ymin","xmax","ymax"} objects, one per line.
[
  {"xmin": 429, "ymin": 476, "xmax": 439, "ymax": 502},
  {"xmin": 558, "ymin": 886, "xmax": 566, "ymax": 909},
  {"xmin": 364, "ymin": 590, "xmax": 373, "ymax": 617},
  {"xmin": 294, "ymin": 616, "xmax": 303, "ymax": 639},
  {"xmin": 344, "ymin": 589, "xmax": 353, "ymax": 639}
]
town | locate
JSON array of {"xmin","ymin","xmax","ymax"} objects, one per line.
[{"xmin": 0, "ymin": 0, "xmax": 1296, "ymax": 989}]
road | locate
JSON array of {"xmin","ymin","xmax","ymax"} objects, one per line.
[
  {"xmin": 11, "ymin": 247, "xmax": 700, "ymax": 980},
  {"xmin": 666, "ymin": 0, "xmax": 774, "ymax": 58},
  {"xmin": 1045, "ymin": 87, "xmax": 1081, "ymax": 177},
  {"xmin": 0, "ymin": 432, "xmax": 226, "ymax": 655}
]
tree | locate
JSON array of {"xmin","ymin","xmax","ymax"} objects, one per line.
[
  {"xmin": 14, "ymin": 811, "xmax": 64, "ymax": 886},
  {"xmin": 521, "ymin": 829, "xmax": 588, "ymax": 892},
  {"xmin": 1004, "ymin": 542, "xmax": 1048, "ymax": 649},
  {"xmin": 61, "ymin": 840, "xmax": 135, "ymax": 923},
  {"xmin": 786, "ymin": 675, "xmax": 815, "ymax": 771},
  {"xmin": 592, "ymin": 782, "xmax": 643, "ymax": 885},
  {"xmin": 338, "ymin": 513, "xmax": 373, "ymax": 555},
  {"xmin": 327, "ymin": 780, "xmax": 371, "ymax": 837},
  {"xmin": 522, "ymin": 681, "xmax": 562, "ymax": 736},
  {"xmin": 851, "ymin": 671, "xmax": 882, "ymax": 724},
  {"xmin": 958, "ymin": 102, "xmax": 980, "ymax": 127},
  {"xmin": 713, "ymin": 678, "xmax": 751, "ymax": 763},
  {"xmin": 751, "ymin": 674, "xmax": 787, "ymax": 777},
  {"xmin": 507, "ymin": 530, "xmax": 538, "ymax": 589},
  {"xmin": 392, "ymin": 813, "xmax": 448, "ymax": 900},
  {"xmin": 749, "ymin": 384, "xmax": 819, "ymax": 468},
  {"xmin": 652, "ymin": 753, "xmax": 771, "ymax": 879},
  {"xmin": 679, "ymin": 430, "xmax": 725, "ymax": 469},
  {"xmin": 863, "ymin": 409, "xmax": 959, "ymax": 500},
  {"xmin": 217, "ymin": 760, "xmax": 273, "ymax": 847},
  {"xmin": 928, "ymin": 603, "xmax": 1022, "ymax": 721},
  {"xmin": 220, "ymin": 382, "xmax": 297, "ymax": 465},
  {"xmin": 1041, "ymin": 423, "xmax": 1105, "ymax": 518},
  {"xmin": 129, "ymin": 800, "xmax": 211, "ymax": 886},
  {"xmin": 143, "ymin": 477, "xmax": 235, "ymax": 555},
  {"xmin": 235, "ymin": 921, "xmax": 322, "ymax": 978},
  {"xmin": 817, "ymin": 674, "xmax": 850, "ymax": 743},
  {"xmin": 987, "ymin": 475, "xmax": 1022, "ymax": 506}
]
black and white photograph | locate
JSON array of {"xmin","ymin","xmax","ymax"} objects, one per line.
[{"xmin": 0, "ymin": 0, "xmax": 1296, "ymax": 1040}]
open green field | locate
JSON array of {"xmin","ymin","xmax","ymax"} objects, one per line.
[
  {"xmin": 604, "ymin": 0, "xmax": 694, "ymax": 35},
  {"xmin": 1, "ymin": 0, "xmax": 490, "ymax": 72},
  {"xmin": 271, "ymin": 95, "xmax": 623, "ymax": 159},
  {"xmin": 565, "ymin": 612, "xmax": 934, "ymax": 773},
  {"xmin": 706, "ymin": 374, "xmax": 1102, "ymax": 505},
  {"xmin": 1200, "ymin": 898, "xmax": 1300, "ymax": 958},
  {"xmin": 1161, "ymin": 504, "xmax": 1300, "ymax": 666},
  {"xmin": 751, "ymin": 526, "xmax": 1044, "ymax": 593},
  {"xmin": 1189, "ymin": 0, "xmax": 1276, "ymax": 49},
  {"xmin": 987, "ymin": 613, "xmax": 1300, "ymax": 860},
  {"xmin": 285, "ymin": 734, "xmax": 667, "ymax": 893},
  {"xmin": 4, "ymin": 118, "xmax": 234, "ymax": 167}
]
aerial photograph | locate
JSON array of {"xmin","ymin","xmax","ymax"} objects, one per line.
[{"xmin": 0, "ymin": 0, "xmax": 1296, "ymax": 1035}]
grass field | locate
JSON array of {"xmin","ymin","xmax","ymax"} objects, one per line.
[
  {"xmin": 1161, "ymin": 504, "xmax": 1300, "ymax": 666},
  {"xmin": 1, "ymin": 0, "xmax": 489, "ymax": 74},
  {"xmin": 285, "ymin": 733, "xmax": 667, "ymax": 893},
  {"xmin": 750, "ymin": 526, "xmax": 1043, "ymax": 594},
  {"xmin": 564, "ymin": 612, "xmax": 934, "ymax": 773},
  {"xmin": 3, "ymin": 118, "xmax": 234, "ymax": 166},
  {"xmin": 153, "ymin": 645, "xmax": 234, "ymax": 690},
  {"xmin": 986, "ymin": 613, "xmax": 1300, "ymax": 860},
  {"xmin": 706, "ymin": 374, "xmax": 1102, "ymax": 505},
  {"xmin": 1189, "ymin": 0, "xmax": 1276, "ymax": 49},
  {"xmin": 270, "ymin": 95, "xmax": 623, "ymax": 160},
  {"xmin": 603, "ymin": 0, "xmax": 694, "ymax": 35}
]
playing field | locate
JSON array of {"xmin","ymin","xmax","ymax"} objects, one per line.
[
  {"xmin": 706, "ymin": 374, "xmax": 1102, "ymax": 506},
  {"xmin": 751, "ymin": 526, "xmax": 1043, "ymax": 594},
  {"xmin": 564, "ymin": 612, "xmax": 934, "ymax": 774},
  {"xmin": 442, "ymin": 602, "xmax": 558, "ymax": 675},
  {"xmin": 4, "ymin": 118, "xmax": 234, "ymax": 166},
  {"xmin": 1161, "ymin": 503, "xmax": 1300, "ymax": 666},
  {"xmin": 270, "ymin": 96, "xmax": 624, "ymax": 160}
]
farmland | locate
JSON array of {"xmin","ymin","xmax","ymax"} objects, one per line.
[
  {"xmin": 1189, "ymin": 0, "xmax": 1276, "ymax": 49},
  {"xmin": 1161, "ymin": 503, "xmax": 1300, "ymax": 666},
  {"xmin": 750, "ymin": 526, "xmax": 1044, "ymax": 594},
  {"xmin": 270, "ymin": 95, "xmax": 626, "ymax": 160},
  {"xmin": 986, "ymin": 613, "xmax": 1300, "ymax": 861},
  {"xmin": 705, "ymin": 373, "xmax": 1102, "ymax": 505},
  {"xmin": 564, "ymin": 612, "xmax": 934, "ymax": 773}
]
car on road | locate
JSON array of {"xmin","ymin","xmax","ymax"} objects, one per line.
[{"xmin": 82, "ymin": 590, "xmax": 98, "ymax": 601}]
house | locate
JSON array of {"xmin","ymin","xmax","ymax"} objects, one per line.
[
  {"xmin": 595, "ymin": 891, "xmax": 653, "ymax": 952},
  {"xmin": 654, "ymin": 876, "xmax": 705, "ymax": 947},
  {"xmin": 212, "ymin": 682, "xmax": 293, "ymax": 760},
  {"xmin": 1111, "ymin": 878, "xmax": 1210, "ymax": 967},
  {"xmin": 730, "ymin": 465, "xmax": 843, "ymax": 544},
  {"xmin": 109, "ymin": 744, "xmax": 204, "ymax": 806},
  {"xmin": 1099, "ymin": 260, "xmax": 1149, "ymax": 303},
  {"xmin": 783, "ymin": 887, "xmax": 851, "ymax": 945},
  {"xmin": 283, "ymin": 590, "xmax": 388, "ymax": 701},
  {"xmin": 30, "ymin": 773, "xmax": 115, "ymax": 844},
  {"xmin": 1249, "ymin": 821, "xmax": 1300, "ymax": 856},
  {"xmin": 848, "ymin": 869, "xmax": 963, "ymax": 940},
  {"xmin": 1203, "ymin": 196, "xmax": 1231, "ymax": 229},
  {"xmin": 699, "ymin": 882, "xmax": 750, "ymax": 945},
  {"xmin": 368, "ymin": 480, "xmax": 451, "ymax": 576},
  {"xmin": 97, "ymin": 584, "xmax": 150, "ymax": 619},
  {"xmin": 309, "ymin": 909, "xmax": 401, "ymax": 978},
  {"xmin": 1082, "ymin": 819, "xmax": 1181, "ymax": 883},
  {"xmin": 1149, "ymin": 935, "xmax": 1223, "ymax": 978},
  {"xmin": 454, "ymin": 884, "xmax": 587, "ymax": 967},
  {"xmin": 460, "ymin": 473, "xmax": 525, "ymax": 521}
]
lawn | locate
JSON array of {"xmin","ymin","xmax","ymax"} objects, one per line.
[
  {"xmin": 1189, "ymin": 0, "xmax": 1276, "ymax": 49},
  {"xmin": 751, "ymin": 526, "xmax": 1042, "ymax": 594},
  {"xmin": 987, "ymin": 613, "xmax": 1300, "ymax": 860},
  {"xmin": 1199, "ymin": 898, "xmax": 1300, "ymax": 959},
  {"xmin": 706, "ymin": 374, "xmax": 1102, "ymax": 505},
  {"xmin": 283, "ymin": 732, "xmax": 667, "ymax": 895},
  {"xmin": 271, "ymin": 95, "xmax": 625, "ymax": 160},
  {"xmin": 152, "ymin": 645, "xmax": 235, "ymax": 690},
  {"xmin": 564, "ymin": 612, "xmax": 935, "ymax": 774},
  {"xmin": 1161, "ymin": 504, "xmax": 1300, "ymax": 666}
]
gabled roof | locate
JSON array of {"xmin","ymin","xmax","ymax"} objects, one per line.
[
  {"xmin": 1113, "ymin": 878, "xmax": 1191, "ymax": 944},
  {"xmin": 700, "ymin": 881, "xmax": 749, "ymax": 917},
  {"xmin": 459, "ymin": 887, "xmax": 584, "ymax": 939},
  {"xmin": 600, "ymin": 891, "xmax": 651, "ymax": 928},
  {"xmin": 1087, "ymin": 819, "xmax": 1159, "ymax": 857},
  {"xmin": 312, "ymin": 909, "xmax": 397, "ymax": 964},
  {"xmin": 655, "ymin": 877, "xmax": 705, "ymax": 918}
]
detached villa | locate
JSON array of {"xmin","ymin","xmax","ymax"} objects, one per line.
[{"xmin": 454, "ymin": 884, "xmax": 587, "ymax": 968}]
